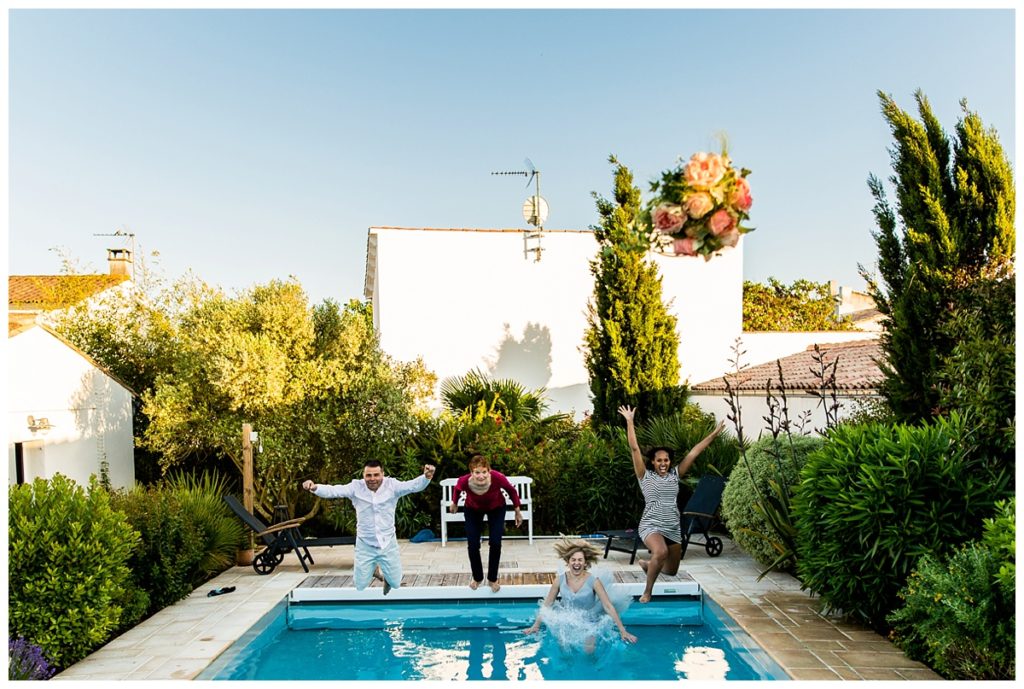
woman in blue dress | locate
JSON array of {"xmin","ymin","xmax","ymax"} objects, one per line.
[
  {"xmin": 523, "ymin": 538, "xmax": 637, "ymax": 652},
  {"xmin": 619, "ymin": 405, "xmax": 725, "ymax": 603}
]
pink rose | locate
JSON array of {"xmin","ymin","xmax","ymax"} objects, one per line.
[
  {"xmin": 683, "ymin": 191, "xmax": 714, "ymax": 219},
  {"xmin": 651, "ymin": 203, "xmax": 684, "ymax": 233},
  {"xmin": 732, "ymin": 176, "xmax": 752, "ymax": 211},
  {"xmin": 708, "ymin": 209, "xmax": 736, "ymax": 236},
  {"xmin": 719, "ymin": 228, "xmax": 740, "ymax": 248},
  {"xmin": 684, "ymin": 152, "xmax": 726, "ymax": 188},
  {"xmin": 673, "ymin": 237, "xmax": 698, "ymax": 256}
]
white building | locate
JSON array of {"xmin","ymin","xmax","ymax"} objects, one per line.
[
  {"xmin": 689, "ymin": 339, "xmax": 884, "ymax": 436},
  {"xmin": 364, "ymin": 226, "xmax": 879, "ymax": 420},
  {"xmin": 7, "ymin": 248, "xmax": 137, "ymax": 488},
  {"xmin": 8, "ymin": 322, "xmax": 136, "ymax": 489}
]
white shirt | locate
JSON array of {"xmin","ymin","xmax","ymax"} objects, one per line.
[{"xmin": 313, "ymin": 474, "xmax": 429, "ymax": 549}]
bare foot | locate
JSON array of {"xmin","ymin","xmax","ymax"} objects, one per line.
[
  {"xmin": 469, "ymin": 580, "xmax": 480, "ymax": 590},
  {"xmin": 638, "ymin": 593, "xmax": 652, "ymax": 604},
  {"xmin": 489, "ymin": 580, "xmax": 501, "ymax": 593},
  {"xmin": 638, "ymin": 558, "xmax": 649, "ymax": 573}
]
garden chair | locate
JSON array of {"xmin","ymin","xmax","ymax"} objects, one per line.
[
  {"xmin": 679, "ymin": 475, "xmax": 726, "ymax": 558},
  {"xmin": 600, "ymin": 475, "xmax": 726, "ymax": 563},
  {"xmin": 224, "ymin": 495, "xmax": 355, "ymax": 575}
]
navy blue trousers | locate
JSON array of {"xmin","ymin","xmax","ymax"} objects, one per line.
[{"xmin": 463, "ymin": 505, "xmax": 507, "ymax": 583}]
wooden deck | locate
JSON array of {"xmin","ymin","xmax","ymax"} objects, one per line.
[{"xmin": 296, "ymin": 569, "xmax": 696, "ymax": 590}]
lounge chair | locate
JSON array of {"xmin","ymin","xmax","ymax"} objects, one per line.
[
  {"xmin": 600, "ymin": 475, "xmax": 726, "ymax": 562},
  {"xmin": 679, "ymin": 475, "xmax": 726, "ymax": 558},
  {"xmin": 224, "ymin": 495, "xmax": 355, "ymax": 575}
]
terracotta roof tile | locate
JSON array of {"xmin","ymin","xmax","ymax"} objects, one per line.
[
  {"xmin": 691, "ymin": 339, "xmax": 885, "ymax": 392},
  {"xmin": 8, "ymin": 274, "xmax": 128, "ymax": 310},
  {"xmin": 8, "ymin": 314, "xmax": 38, "ymax": 337}
]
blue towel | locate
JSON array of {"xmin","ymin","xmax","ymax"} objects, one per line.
[{"xmin": 410, "ymin": 528, "xmax": 436, "ymax": 543}]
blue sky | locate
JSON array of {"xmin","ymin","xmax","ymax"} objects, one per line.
[{"xmin": 8, "ymin": 8, "xmax": 1016, "ymax": 305}]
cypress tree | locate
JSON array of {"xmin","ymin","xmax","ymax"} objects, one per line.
[
  {"xmin": 862, "ymin": 90, "xmax": 1015, "ymax": 424},
  {"xmin": 583, "ymin": 156, "xmax": 684, "ymax": 427}
]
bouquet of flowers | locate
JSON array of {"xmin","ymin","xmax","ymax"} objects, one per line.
[{"xmin": 643, "ymin": 150, "xmax": 753, "ymax": 260}]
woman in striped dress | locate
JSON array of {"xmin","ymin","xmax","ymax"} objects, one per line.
[{"xmin": 619, "ymin": 405, "xmax": 725, "ymax": 603}]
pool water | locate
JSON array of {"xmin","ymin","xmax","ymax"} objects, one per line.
[{"xmin": 199, "ymin": 596, "xmax": 788, "ymax": 681}]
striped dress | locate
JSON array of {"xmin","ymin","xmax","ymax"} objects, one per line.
[{"xmin": 637, "ymin": 466, "xmax": 682, "ymax": 544}]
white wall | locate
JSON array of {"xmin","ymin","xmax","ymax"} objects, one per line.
[
  {"xmin": 8, "ymin": 327, "xmax": 135, "ymax": 489},
  {"xmin": 369, "ymin": 227, "xmax": 745, "ymax": 417},
  {"xmin": 651, "ymin": 247, "xmax": 743, "ymax": 386},
  {"xmin": 691, "ymin": 391, "xmax": 879, "ymax": 439}
]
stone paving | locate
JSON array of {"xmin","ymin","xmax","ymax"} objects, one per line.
[{"xmin": 53, "ymin": 535, "xmax": 941, "ymax": 681}]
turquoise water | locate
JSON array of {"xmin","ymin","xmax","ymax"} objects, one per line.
[{"xmin": 199, "ymin": 596, "xmax": 788, "ymax": 681}]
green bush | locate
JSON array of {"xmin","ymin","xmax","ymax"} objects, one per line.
[
  {"xmin": 792, "ymin": 415, "xmax": 1010, "ymax": 631},
  {"xmin": 529, "ymin": 424, "xmax": 642, "ymax": 534},
  {"xmin": 721, "ymin": 434, "xmax": 823, "ymax": 572},
  {"xmin": 887, "ymin": 535, "xmax": 1015, "ymax": 679},
  {"xmin": 9, "ymin": 475, "xmax": 139, "ymax": 669},
  {"xmin": 983, "ymin": 498, "xmax": 1015, "ymax": 594},
  {"xmin": 164, "ymin": 472, "xmax": 247, "ymax": 575},
  {"xmin": 110, "ymin": 487, "xmax": 208, "ymax": 620}
]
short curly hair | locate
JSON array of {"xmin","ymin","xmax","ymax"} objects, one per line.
[{"xmin": 644, "ymin": 446, "xmax": 675, "ymax": 470}]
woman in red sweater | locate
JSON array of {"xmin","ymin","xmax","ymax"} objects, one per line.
[{"xmin": 449, "ymin": 454, "xmax": 523, "ymax": 592}]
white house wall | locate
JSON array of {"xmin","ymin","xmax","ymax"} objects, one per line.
[
  {"xmin": 7, "ymin": 327, "xmax": 135, "ymax": 489},
  {"xmin": 691, "ymin": 392, "xmax": 878, "ymax": 439},
  {"xmin": 369, "ymin": 228, "xmax": 745, "ymax": 417}
]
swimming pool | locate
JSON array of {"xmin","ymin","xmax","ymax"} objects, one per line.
[{"xmin": 199, "ymin": 594, "xmax": 788, "ymax": 680}]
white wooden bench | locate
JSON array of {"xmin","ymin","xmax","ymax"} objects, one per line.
[{"xmin": 439, "ymin": 476, "xmax": 533, "ymax": 546}]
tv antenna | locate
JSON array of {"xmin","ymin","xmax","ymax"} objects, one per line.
[
  {"xmin": 93, "ymin": 226, "xmax": 136, "ymax": 279},
  {"xmin": 492, "ymin": 158, "xmax": 547, "ymax": 262}
]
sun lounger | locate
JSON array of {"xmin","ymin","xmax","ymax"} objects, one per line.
[{"xmin": 225, "ymin": 495, "xmax": 355, "ymax": 575}]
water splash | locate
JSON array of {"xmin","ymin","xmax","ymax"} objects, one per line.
[{"xmin": 533, "ymin": 565, "xmax": 634, "ymax": 653}]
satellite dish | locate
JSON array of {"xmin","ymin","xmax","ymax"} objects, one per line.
[{"xmin": 522, "ymin": 195, "xmax": 549, "ymax": 226}]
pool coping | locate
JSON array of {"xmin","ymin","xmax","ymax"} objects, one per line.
[{"xmin": 51, "ymin": 536, "xmax": 942, "ymax": 681}]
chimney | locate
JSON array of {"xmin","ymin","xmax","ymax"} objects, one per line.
[{"xmin": 107, "ymin": 248, "xmax": 133, "ymax": 278}]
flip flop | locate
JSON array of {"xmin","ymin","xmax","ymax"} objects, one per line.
[{"xmin": 207, "ymin": 586, "xmax": 236, "ymax": 597}]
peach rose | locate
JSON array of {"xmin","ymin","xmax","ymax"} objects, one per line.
[
  {"xmin": 732, "ymin": 176, "xmax": 752, "ymax": 211},
  {"xmin": 684, "ymin": 152, "xmax": 726, "ymax": 188},
  {"xmin": 708, "ymin": 209, "xmax": 736, "ymax": 236},
  {"xmin": 683, "ymin": 191, "xmax": 714, "ymax": 219},
  {"xmin": 652, "ymin": 203, "xmax": 685, "ymax": 233},
  {"xmin": 673, "ymin": 237, "xmax": 698, "ymax": 256},
  {"xmin": 719, "ymin": 228, "xmax": 740, "ymax": 248}
]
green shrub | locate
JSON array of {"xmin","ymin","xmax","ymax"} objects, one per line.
[
  {"xmin": 721, "ymin": 434, "xmax": 823, "ymax": 572},
  {"xmin": 164, "ymin": 471, "xmax": 247, "ymax": 575},
  {"xmin": 792, "ymin": 415, "xmax": 1010, "ymax": 631},
  {"xmin": 983, "ymin": 498, "xmax": 1015, "ymax": 594},
  {"xmin": 887, "ymin": 541, "xmax": 1014, "ymax": 679},
  {"xmin": 110, "ymin": 487, "xmax": 209, "ymax": 619},
  {"xmin": 9, "ymin": 475, "xmax": 139, "ymax": 669}
]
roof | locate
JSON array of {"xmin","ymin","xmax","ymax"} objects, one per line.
[
  {"xmin": 8, "ymin": 274, "xmax": 129, "ymax": 311},
  {"xmin": 8, "ymin": 313, "xmax": 38, "ymax": 337},
  {"xmin": 8, "ymin": 322, "xmax": 139, "ymax": 397},
  {"xmin": 690, "ymin": 339, "xmax": 885, "ymax": 393}
]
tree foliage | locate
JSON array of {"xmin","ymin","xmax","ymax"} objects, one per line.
[
  {"xmin": 742, "ymin": 278, "xmax": 854, "ymax": 331},
  {"xmin": 583, "ymin": 155, "xmax": 685, "ymax": 427},
  {"xmin": 439, "ymin": 368, "xmax": 549, "ymax": 424},
  {"xmin": 141, "ymin": 280, "xmax": 435, "ymax": 518},
  {"xmin": 47, "ymin": 255, "xmax": 181, "ymax": 483},
  {"xmin": 862, "ymin": 90, "xmax": 1015, "ymax": 429}
]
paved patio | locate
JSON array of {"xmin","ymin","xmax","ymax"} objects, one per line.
[{"xmin": 53, "ymin": 535, "xmax": 940, "ymax": 681}]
